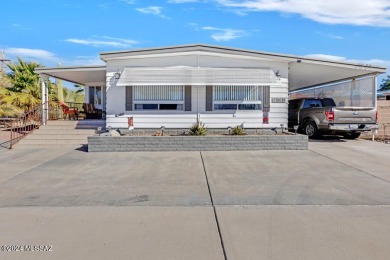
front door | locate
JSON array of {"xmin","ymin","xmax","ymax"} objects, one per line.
[{"xmin": 89, "ymin": 86, "xmax": 106, "ymax": 111}]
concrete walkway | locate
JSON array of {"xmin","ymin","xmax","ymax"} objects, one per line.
[{"xmin": 0, "ymin": 139, "xmax": 389, "ymax": 259}]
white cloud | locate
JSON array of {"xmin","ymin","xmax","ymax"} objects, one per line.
[
  {"xmin": 316, "ymin": 32, "xmax": 344, "ymax": 40},
  {"xmin": 65, "ymin": 56, "xmax": 105, "ymax": 66},
  {"xmin": 11, "ymin": 23, "xmax": 32, "ymax": 30},
  {"xmin": 98, "ymin": 3, "xmax": 110, "ymax": 8},
  {"xmin": 65, "ymin": 36, "xmax": 137, "ymax": 48},
  {"xmin": 216, "ymin": 0, "xmax": 390, "ymax": 27},
  {"xmin": 306, "ymin": 54, "xmax": 390, "ymax": 69},
  {"xmin": 168, "ymin": 0, "xmax": 206, "ymax": 3},
  {"xmin": 202, "ymin": 26, "xmax": 248, "ymax": 41},
  {"xmin": 2, "ymin": 48, "xmax": 105, "ymax": 68},
  {"xmin": 4, "ymin": 48, "xmax": 58, "ymax": 62},
  {"xmin": 120, "ymin": 0, "xmax": 136, "ymax": 4},
  {"xmin": 306, "ymin": 54, "xmax": 346, "ymax": 61},
  {"xmin": 136, "ymin": 6, "xmax": 169, "ymax": 18}
]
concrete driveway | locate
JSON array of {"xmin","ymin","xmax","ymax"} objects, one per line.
[{"xmin": 0, "ymin": 139, "xmax": 390, "ymax": 259}]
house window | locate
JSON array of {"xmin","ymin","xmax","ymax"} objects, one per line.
[
  {"xmin": 213, "ymin": 85, "xmax": 263, "ymax": 110},
  {"xmin": 89, "ymin": 86, "xmax": 102, "ymax": 106},
  {"xmin": 133, "ymin": 85, "xmax": 184, "ymax": 111}
]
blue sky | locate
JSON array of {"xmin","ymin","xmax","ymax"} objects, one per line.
[{"xmin": 2, "ymin": 0, "xmax": 390, "ymax": 85}]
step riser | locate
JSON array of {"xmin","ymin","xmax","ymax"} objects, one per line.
[
  {"xmin": 32, "ymin": 130, "xmax": 96, "ymax": 135},
  {"xmin": 40, "ymin": 125, "xmax": 103, "ymax": 130},
  {"xmin": 25, "ymin": 135, "xmax": 89, "ymax": 140},
  {"xmin": 46, "ymin": 121, "xmax": 105, "ymax": 126},
  {"xmin": 18, "ymin": 140, "xmax": 87, "ymax": 145},
  {"xmin": 16, "ymin": 145, "xmax": 85, "ymax": 149}
]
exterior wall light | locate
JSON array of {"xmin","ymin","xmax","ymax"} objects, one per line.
[{"xmin": 114, "ymin": 70, "xmax": 121, "ymax": 79}]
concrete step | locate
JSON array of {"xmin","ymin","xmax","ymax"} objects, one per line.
[
  {"xmin": 32, "ymin": 129, "xmax": 96, "ymax": 135},
  {"xmin": 25, "ymin": 134, "xmax": 89, "ymax": 140},
  {"xmin": 17, "ymin": 139, "xmax": 87, "ymax": 145},
  {"xmin": 47, "ymin": 120, "xmax": 105, "ymax": 126},
  {"xmin": 15, "ymin": 144, "xmax": 86, "ymax": 149},
  {"xmin": 13, "ymin": 120, "xmax": 105, "ymax": 149},
  {"xmin": 40, "ymin": 125, "xmax": 103, "ymax": 130}
]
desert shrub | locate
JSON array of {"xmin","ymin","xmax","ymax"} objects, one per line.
[
  {"xmin": 189, "ymin": 122, "xmax": 207, "ymax": 136},
  {"xmin": 231, "ymin": 125, "xmax": 246, "ymax": 135}
]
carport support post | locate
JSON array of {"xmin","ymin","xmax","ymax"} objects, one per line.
[
  {"xmin": 351, "ymin": 78, "xmax": 356, "ymax": 107},
  {"xmin": 373, "ymin": 75, "xmax": 377, "ymax": 108},
  {"xmin": 41, "ymin": 75, "xmax": 49, "ymax": 125}
]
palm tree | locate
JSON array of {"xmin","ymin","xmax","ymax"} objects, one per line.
[
  {"xmin": 5, "ymin": 57, "xmax": 42, "ymax": 109},
  {"xmin": 0, "ymin": 57, "xmax": 59, "ymax": 117}
]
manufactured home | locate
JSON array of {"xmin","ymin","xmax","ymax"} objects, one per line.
[{"xmin": 36, "ymin": 44, "xmax": 386, "ymax": 130}]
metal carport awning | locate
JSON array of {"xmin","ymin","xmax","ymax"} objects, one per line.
[
  {"xmin": 35, "ymin": 65, "xmax": 107, "ymax": 85},
  {"xmin": 288, "ymin": 59, "xmax": 386, "ymax": 91},
  {"xmin": 116, "ymin": 67, "xmax": 279, "ymax": 86}
]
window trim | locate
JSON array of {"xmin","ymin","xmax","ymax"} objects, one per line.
[
  {"xmin": 134, "ymin": 103, "xmax": 184, "ymax": 111},
  {"xmin": 132, "ymin": 85, "xmax": 185, "ymax": 111},
  {"xmin": 212, "ymin": 85, "xmax": 264, "ymax": 111}
]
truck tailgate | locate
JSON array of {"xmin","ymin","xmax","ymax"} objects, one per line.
[{"xmin": 333, "ymin": 107, "xmax": 376, "ymax": 124}]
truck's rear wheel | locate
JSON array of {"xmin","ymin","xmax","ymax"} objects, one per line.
[
  {"xmin": 342, "ymin": 132, "xmax": 361, "ymax": 139},
  {"xmin": 304, "ymin": 121, "xmax": 319, "ymax": 138}
]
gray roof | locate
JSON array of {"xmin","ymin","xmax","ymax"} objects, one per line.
[{"xmin": 100, "ymin": 44, "xmax": 387, "ymax": 71}]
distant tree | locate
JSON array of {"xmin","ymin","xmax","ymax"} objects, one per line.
[
  {"xmin": 379, "ymin": 75, "xmax": 390, "ymax": 91},
  {"xmin": 64, "ymin": 84, "xmax": 85, "ymax": 104},
  {"xmin": 0, "ymin": 74, "xmax": 11, "ymax": 88}
]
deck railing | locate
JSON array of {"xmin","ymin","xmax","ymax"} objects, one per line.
[
  {"xmin": 4, "ymin": 101, "xmax": 97, "ymax": 149},
  {"xmin": 8, "ymin": 102, "xmax": 47, "ymax": 149}
]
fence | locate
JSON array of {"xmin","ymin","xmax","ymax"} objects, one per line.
[{"xmin": 289, "ymin": 76, "xmax": 376, "ymax": 108}]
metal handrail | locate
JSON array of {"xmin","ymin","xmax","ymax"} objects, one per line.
[
  {"xmin": 6, "ymin": 101, "xmax": 103, "ymax": 149},
  {"xmin": 9, "ymin": 102, "xmax": 47, "ymax": 149}
]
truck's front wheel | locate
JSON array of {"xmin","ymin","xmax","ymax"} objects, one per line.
[
  {"xmin": 304, "ymin": 121, "xmax": 319, "ymax": 138},
  {"xmin": 342, "ymin": 132, "xmax": 361, "ymax": 139}
]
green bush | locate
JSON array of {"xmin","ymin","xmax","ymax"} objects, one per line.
[
  {"xmin": 231, "ymin": 125, "xmax": 246, "ymax": 135},
  {"xmin": 189, "ymin": 122, "xmax": 207, "ymax": 136}
]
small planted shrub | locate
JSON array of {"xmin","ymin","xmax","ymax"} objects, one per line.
[
  {"xmin": 231, "ymin": 125, "xmax": 246, "ymax": 135},
  {"xmin": 152, "ymin": 131, "xmax": 162, "ymax": 136},
  {"xmin": 189, "ymin": 122, "xmax": 207, "ymax": 136}
]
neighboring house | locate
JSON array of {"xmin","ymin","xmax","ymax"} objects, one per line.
[
  {"xmin": 35, "ymin": 44, "xmax": 386, "ymax": 129},
  {"xmin": 378, "ymin": 90, "xmax": 390, "ymax": 100}
]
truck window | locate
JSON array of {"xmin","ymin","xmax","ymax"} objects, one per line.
[
  {"xmin": 320, "ymin": 99, "xmax": 336, "ymax": 107},
  {"xmin": 288, "ymin": 100, "xmax": 300, "ymax": 109},
  {"xmin": 302, "ymin": 99, "xmax": 322, "ymax": 109}
]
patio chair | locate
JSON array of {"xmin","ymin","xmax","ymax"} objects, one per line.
[
  {"xmin": 59, "ymin": 101, "xmax": 78, "ymax": 120},
  {"xmin": 83, "ymin": 103, "xmax": 100, "ymax": 119}
]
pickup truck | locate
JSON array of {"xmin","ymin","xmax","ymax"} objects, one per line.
[{"xmin": 288, "ymin": 98, "xmax": 378, "ymax": 139}]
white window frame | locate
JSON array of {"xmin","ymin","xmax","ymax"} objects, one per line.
[
  {"xmin": 213, "ymin": 85, "xmax": 263, "ymax": 111},
  {"xmin": 133, "ymin": 85, "xmax": 185, "ymax": 111}
]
